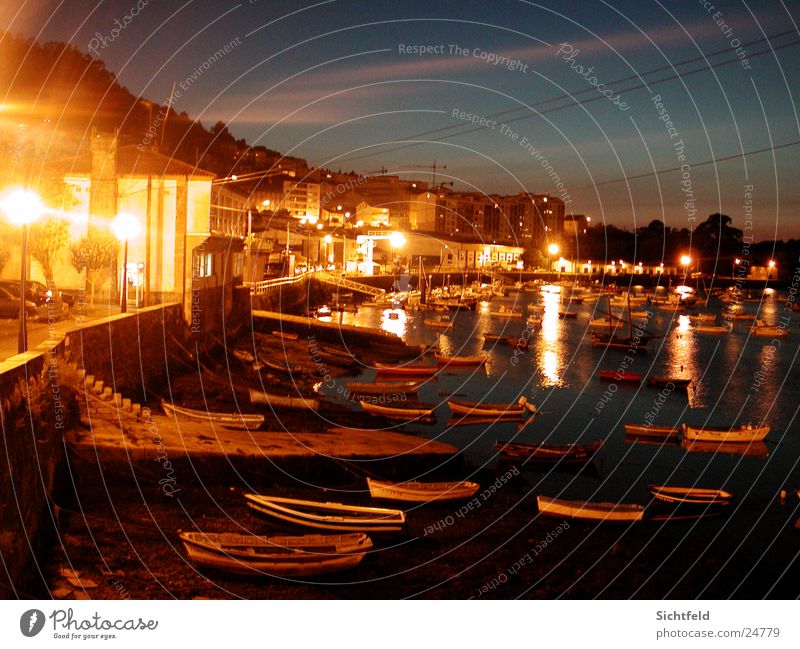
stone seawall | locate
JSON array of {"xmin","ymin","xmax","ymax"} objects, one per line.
[{"xmin": 0, "ymin": 303, "xmax": 187, "ymax": 598}]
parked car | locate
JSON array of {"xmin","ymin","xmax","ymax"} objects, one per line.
[
  {"xmin": 0, "ymin": 286, "xmax": 44, "ymax": 320},
  {"xmin": 0, "ymin": 280, "xmax": 67, "ymax": 319}
]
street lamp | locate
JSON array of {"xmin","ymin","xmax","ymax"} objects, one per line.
[
  {"xmin": 547, "ymin": 243, "xmax": 559, "ymax": 273},
  {"xmin": 0, "ymin": 188, "xmax": 43, "ymax": 353},
  {"xmin": 733, "ymin": 257, "xmax": 741, "ymax": 278},
  {"xmin": 680, "ymin": 254, "xmax": 691, "ymax": 279},
  {"xmin": 110, "ymin": 213, "xmax": 141, "ymax": 314}
]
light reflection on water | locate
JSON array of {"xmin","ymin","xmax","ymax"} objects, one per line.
[{"xmin": 536, "ymin": 290, "xmax": 567, "ymax": 387}]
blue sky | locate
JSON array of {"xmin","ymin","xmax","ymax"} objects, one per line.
[{"xmin": 3, "ymin": 0, "xmax": 800, "ymax": 238}]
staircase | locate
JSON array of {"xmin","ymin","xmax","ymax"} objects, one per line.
[{"xmin": 313, "ymin": 272, "xmax": 386, "ymax": 296}]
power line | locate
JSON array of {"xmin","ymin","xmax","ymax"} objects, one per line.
[
  {"xmin": 571, "ymin": 139, "xmax": 800, "ymax": 190},
  {"xmin": 336, "ymin": 31, "xmax": 800, "ymax": 165}
]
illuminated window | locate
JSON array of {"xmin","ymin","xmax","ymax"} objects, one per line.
[{"xmin": 193, "ymin": 251, "xmax": 213, "ymax": 278}]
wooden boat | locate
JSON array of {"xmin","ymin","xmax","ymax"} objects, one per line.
[
  {"xmin": 688, "ymin": 313, "xmax": 717, "ymax": 323},
  {"xmin": 448, "ymin": 396, "xmax": 536, "ymax": 417},
  {"xmin": 263, "ymin": 358, "xmax": 305, "ymax": 376},
  {"xmin": 360, "ymin": 401, "xmax": 435, "ymax": 420},
  {"xmin": 245, "ymin": 494, "xmax": 407, "ymax": 534},
  {"xmin": 434, "ymin": 353, "xmax": 487, "ymax": 367},
  {"xmin": 272, "ymin": 330, "xmax": 299, "ymax": 341},
  {"xmin": 681, "ymin": 422, "xmax": 769, "ymax": 443},
  {"xmin": 374, "ymin": 362, "xmax": 438, "ymax": 377},
  {"xmin": 647, "ymin": 485, "xmax": 733, "ymax": 505},
  {"xmin": 162, "ymin": 401, "xmax": 264, "ymax": 430},
  {"xmin": 526, "ymin": 315, "xmax": 542, "ymax": 327},
  {"xmin": 314, "ymin": 350, "xmax": 358, "ymax": 368},
  {"xmin": 483, "ymin": 333, "xmax": 528, "ymax": 349},
  {"xmin": 729, "ymin": 313, "xmax": 756, "ymax": 320},
  {"xmin": 366, "ymin": 477, "xmax": 479, "ymax": 502},
  {"xmin": 691, "ymin": 323, "xmax": 731, "ymax": 333},
  {"xmin": 558, "ymin": 311, "xmax": 578, "ymax": 319},
  {"xmin": 232, "ymin": 349, "xmax": 255, "ymax": 363},
  {"xmin": 489, "ymin": 306, "xmax": 521, "ymax": 317},
  {"xmin": 599, "ymin": 370, "xmax": 642, "ymax": 382},
  {"xmin": 424, "ymin": 318, "xmax": 453, "ymax": 330},
  {"xmin": 624, "ymin": 423, "xmax": 680, "ymax": 440},
  {"xmin": 495, "ymin": 439, "xmax": 602, "ymax": 464},
  {"xmin": 750, "ymin": 320, "xmax": 789, "ymax": 337},
  {"xmin": 589, "ymin": 316, "xmax": 622, "ymax": 329},
  {"xmin": 646, "ymin": 376, "xmax": 692, "ymax": 389},
  {"xmin": 591, "ymin": 331, "xmax": 653, "ymax": 352},
  {"xmin": 536, "ymin": 495, "xmax": 644, "ymax": 522},
  {"xmin": 681, "ymin": 439, "xmax": 769, "ymax": 458},
  {"xmin": 179, "ymin": 531, "xmax": 371, "ymax": 577},
  {"xmin": 345, "ymin": 380, "xmax": 423, "ymax": 396},
  {"xmin": 248, "ymin": 389, "xmax": 320, "ymax": 411}
]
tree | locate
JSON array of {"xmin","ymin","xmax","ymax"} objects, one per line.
[
  {"xmin": 521, "ymin": 247, "xmax": 546, "ymax": 269},
  {"xmin": 68, "ymin": 232, "xmax": 119, "ymax": 305},
  {"xmin": 28, "ymin": 217, "xmax": 70, "ymax": 289}
]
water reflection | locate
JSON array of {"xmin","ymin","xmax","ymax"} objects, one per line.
[
  {"xmin": 380, "ymin": 308, "xmax": 407, "ymax": 337},
  {"xmin": 535, "ymin": 290, "xmax": 566, "ymax": 386}
]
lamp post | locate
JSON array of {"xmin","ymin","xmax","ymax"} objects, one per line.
[
  {"xmin": 111, "ymin": 213, "xmax": 142, "ymax": 314},
  {"xmin": 1, "ymin": 188, "xmax": 43, "ymax": 353},
  {"xmin": 390, "ymin": 231, "xmax": 406, "ymax": 274},
  {"xmin": 680, "ymin": 254, "xmax": 691, "ymax": 280},
  {"xmin": 547, "ymin": 243, "xmax": 559, "ymax": 276},
  {"xmin": 767, "ymin": 259, "xmax": 776, "ymax": 280},
  {"xmin": 733, "ymin": 257, "xmax": 741, "ymax": 279}
]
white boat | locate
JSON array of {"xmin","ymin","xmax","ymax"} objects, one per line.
[
  {"xmin": 179, "ymin": 531, "xmax": 371, "ymax": 576},
  {"xmin": 366, "ymin": 478, "xmax": 479, "ymax": 502},
  {"xmin": 245, "ymin": 494, "xmax": 407, "ymax": 534},
  {"xmin": 681, "ymin": 422, "xmax": 769, "ymax": 443},
  {"xmin": 448, "ymin": 396, "xmax": 536, "ymax": 417},
  {"xmin": 647, "ymin": 485, "xmax": 733, "ymax": 505},
  {"xmin": 536, "ymin": 495, "xmax": 644, "ymax": 522},
  {"xmin": 162, "ymin": 401, "xmax": 264, "ymax": 430},
  {"xmin": 248, "ymin": 389, "xmax": 320, "ymax": 411}
]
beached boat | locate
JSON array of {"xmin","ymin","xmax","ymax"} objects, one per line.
[
  {"xmin": 599, "ymin": 370, "xmax": 642, "ymax": 382},
  {"xmin": 434, "ymin": 353, "xmax": 487, "ymax": 367},
  {"xmin": 232, "ymin": 349, "xmax": 255, "ymax": 363},
  {"xmin": 750, "ymin": 320, "xmax": 789, "ymax": 337},
  {"xmin": 263, "ymin": 358, "xmax": 306, "ymax": 376},
  {"xmin": 495, "ymin": 439, "xmax": 603, "ymax": 464},
  {"xmin": 271, "ymin": 330, "xmax": 299, "ymax": 341},
  {"xmin": 374, "ymin": 362, "xmax": 439, "ymax": 377},
  {"xmin": 179, "ymin": 531, "xmax": 371, "ymax": 577},
  {"xmin": 646, "ymin": 376, "xmax": 692, "ymax": 389},
  {"xmin": 248, "ymin": 389, "xmax": 320, "ymax": 411},
  {"xmin": 345, "ymin": 380, "xmax": 424, "ymax": 396},
  {"xmin": 360, "ymin": 401, "xmax": 435, "ymax": 420},
  {"xmin": 647, "ymin": 485, "xmax": 733, "ymax": 505},
  {"xmin": 623, "ymin": 423, "xmax": 680, "ymax": 440},
  {"xmin": 366, "ymin": 477, "xmax": 479, "ymax": 503},
  {"xmin": 448, "ymin": 396, "xmax": 536, "ymax": 417},
  {"xmin": 681, "ymin": 422, "xmax": 769, "ymax": 443},
  {"xmin": 162, "ymin": 401, "xmax": 265, "ymax": 430},
  {"xmin": 245, "ymin": 494, "xmax": 407, "ymax": 534},
  {"xmin": 536, "ymin": 495, "xmax": 644, "ymax": 522}
]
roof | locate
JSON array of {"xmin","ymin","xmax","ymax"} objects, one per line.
[{"xmin": 50, "ymin": 145, "xmax": 215, "ymax": 179}]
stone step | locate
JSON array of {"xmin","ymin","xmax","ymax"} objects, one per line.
[
  {"xmin": 91, "ymin": 380, "xmax": 104, "ymax": 395},
  {"xmin": 122, "ymin": 398, "xmax": 132, "ymax": 411},
  {"xmin": 101, "ymin": 387, "xmax": 113, "ymax": 401}
]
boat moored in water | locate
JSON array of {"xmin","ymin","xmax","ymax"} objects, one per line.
[
  {"xmin": 647, "ymin": 485, "xmax": 733, "ymax": 505},
  {"xmin": 681, "ymin": 422, "xmax": 769, "ymax": 443},
  {"xmin": 536, "ymin": 495, "xmax": 644, "ymax": 522}
]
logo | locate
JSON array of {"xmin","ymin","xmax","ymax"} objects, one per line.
[{"xmin": 20, "ymin": 609, "xmax": 46, "ymax": 637}]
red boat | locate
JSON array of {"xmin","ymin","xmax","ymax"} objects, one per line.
[{"xmin": 599, "ymin": 370, "xmax": 642, "ymax": 382}]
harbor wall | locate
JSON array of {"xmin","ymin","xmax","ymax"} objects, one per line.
[{"xmin": 0, "ymin": 302, "xmax": 188, "ymax": 598}]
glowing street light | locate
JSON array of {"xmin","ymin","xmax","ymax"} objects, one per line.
[
  {"xmin": 547, "ymin": 243, "xmax": 559, "ymax": 273},
  {"xmin": 0, "ymin": 188, "xmax": 44, "ymax": 353},
  {"xmin": 110, "ymin": 213, "xmax": 141, "ymax": 314},
  {"xmin": 389, "ymin": 232, "xmax": 406, "ymax": 249},
  {"xmin": 768, "ymin": 259, "xmax": 776, "ymax": 279}
]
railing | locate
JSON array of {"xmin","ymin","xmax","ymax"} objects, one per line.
[
  {"xmin": 313, "ymin": 272, "xmax": 386, "ymax": 296},
  {"xmin": 246, "ymin": 271, "xmax": 313, "ymax": 296}
]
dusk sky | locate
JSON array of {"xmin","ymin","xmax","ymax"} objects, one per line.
[{"xmin": 3, "ymin": 0, "xmax": 800, "ymax": 238}]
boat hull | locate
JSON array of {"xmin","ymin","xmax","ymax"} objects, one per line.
[
  {"xmin": 537, "ymin": 495, "xmax": 644, "ymax": 522},
  {"xmin": 366, "ymin": 478, "xmax": 479, "ymax": 502},
  {"xmin": 681, "ymin": 423, "xmax": 769, "ymax": 443}
]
